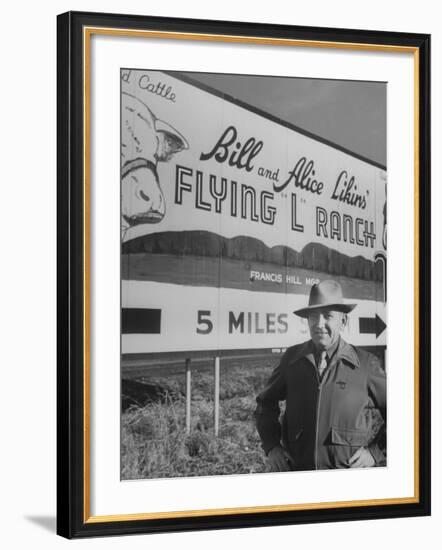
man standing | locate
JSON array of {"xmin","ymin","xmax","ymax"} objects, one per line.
[{"xmin": 255, "ymin": 280, "xmax": 386, "ymax": 471}]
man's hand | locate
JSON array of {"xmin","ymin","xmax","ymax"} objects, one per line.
[
  {"xmin": 267, "ymin": 446, "xmax": 291, "ymax": 472},
  {"xmin": 347, "ymin": 447, "xmax": 375, "ymax": 468}
]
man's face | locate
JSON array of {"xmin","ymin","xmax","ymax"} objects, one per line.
[{"xmin": 307, "ymin": 308, "xmax": 346, "ymax": 350}]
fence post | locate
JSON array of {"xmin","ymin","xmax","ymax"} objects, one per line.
[
  {"xmin": 185, "ymin": 358, "xmax": 191, "ymax": 434},
  {"xmin": 214, "ymin": 356, "xmax": 220, "ymax": 436}
]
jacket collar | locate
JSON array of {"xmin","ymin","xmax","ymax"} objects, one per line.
[
  {"xmin": 300, "ymin": 338, "xmax": 360, "ymax": 369},
  {"xmin": 335, "ymin": 338, "xmax": 360, "ymax": 368}
]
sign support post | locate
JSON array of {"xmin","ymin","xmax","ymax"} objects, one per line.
[
  {"xmin": 214, "ymin": 356, "xmax": 220, "ymax": 436},
  {"xmin": 185, "ymin": 358, "xmax": 191, "ymax": 434}
]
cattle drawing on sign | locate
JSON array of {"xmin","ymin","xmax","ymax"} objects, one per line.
[{"xmin": 121, "ymin": 92, "xmax": 189, "ymax": 238}]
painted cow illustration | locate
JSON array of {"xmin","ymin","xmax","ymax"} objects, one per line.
[{"xmin": 121, "ymin": 92, "xmax": 188, "ymax": 236}]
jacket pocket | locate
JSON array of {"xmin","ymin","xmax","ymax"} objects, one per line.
[{"xmin": 331, "ymin": 427, "xmax": 368, "ymax": 446}]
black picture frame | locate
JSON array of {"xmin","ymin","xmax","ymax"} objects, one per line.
[{"xmin": 57, "ymin": 10, "xmax": 431, "ymax": 539}]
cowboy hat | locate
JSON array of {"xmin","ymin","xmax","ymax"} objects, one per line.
[{"xmin": 294, "ymin": 280, "xmax": 357, "ymax": 318}]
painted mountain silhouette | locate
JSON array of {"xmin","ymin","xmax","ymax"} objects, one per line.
[{"xmin": 122, "ymin": 230, "xmax": 383, "ymax": 281}]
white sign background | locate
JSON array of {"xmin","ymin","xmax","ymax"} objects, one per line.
[
  {"xmin": 91, "ymin": 33, "xmax": 414, "ymax": 516},
  {"xmin": 122, "ymin": 69, "xmax": 386, "ymax": 258},
  {"xmin": 121, "ymin": 68, "xmax": 387, "ymax": 352},
  {"xmin": 123, "ymin": 281, "xmax": 386, "ymax": 352}
]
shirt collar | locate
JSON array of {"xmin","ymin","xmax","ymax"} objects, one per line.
[
  {"xmin": 301, "ymin": 337, "xmax": 360, "ymax": 369},
  {"xmin": 323, "ymin": 338, "xmax": 339, "ymax": 361}
]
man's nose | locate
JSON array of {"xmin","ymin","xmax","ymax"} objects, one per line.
[{"xmin": 316, "ymin": 314, "xmax": 326, "ymax": 327}]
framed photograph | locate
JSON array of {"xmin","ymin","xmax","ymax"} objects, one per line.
[{"xmin": 57, "ymin": 11, "xmax": 431, "ymax": 538}]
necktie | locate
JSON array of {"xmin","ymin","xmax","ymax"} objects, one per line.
[{"xmin": 317, "ymin": 351, "xmax": 328, "ymax": 379}]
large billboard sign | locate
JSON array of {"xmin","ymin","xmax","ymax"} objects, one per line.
[{"xmin": 121, "ymin": 69, "xmax": 386, "ymax": 354}]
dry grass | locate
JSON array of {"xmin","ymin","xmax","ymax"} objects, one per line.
[
  {"xmin": 121, "ymin": 361, "xmax": 272, "ymax": 480},
  {"xmin": 121, "ymin": 358, "xmax": 385, "ymax": 480}
]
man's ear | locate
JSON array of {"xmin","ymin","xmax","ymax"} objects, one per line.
[{"xmin": 341, "ymin": 313, "xmax": 348, "ymax": 329}]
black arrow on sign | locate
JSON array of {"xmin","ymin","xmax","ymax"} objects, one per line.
[{"xmin": 359, "ymin": 315, "xmax": 386, "ymax": 338}]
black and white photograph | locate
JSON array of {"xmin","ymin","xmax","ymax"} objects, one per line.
[
  {"xmin": 0, "ymin": 0, "xmax": 436, "ymax": 545},
  {"xmin": 120, "ymin": 69, "xmax": 387, "ymax": 480}
]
